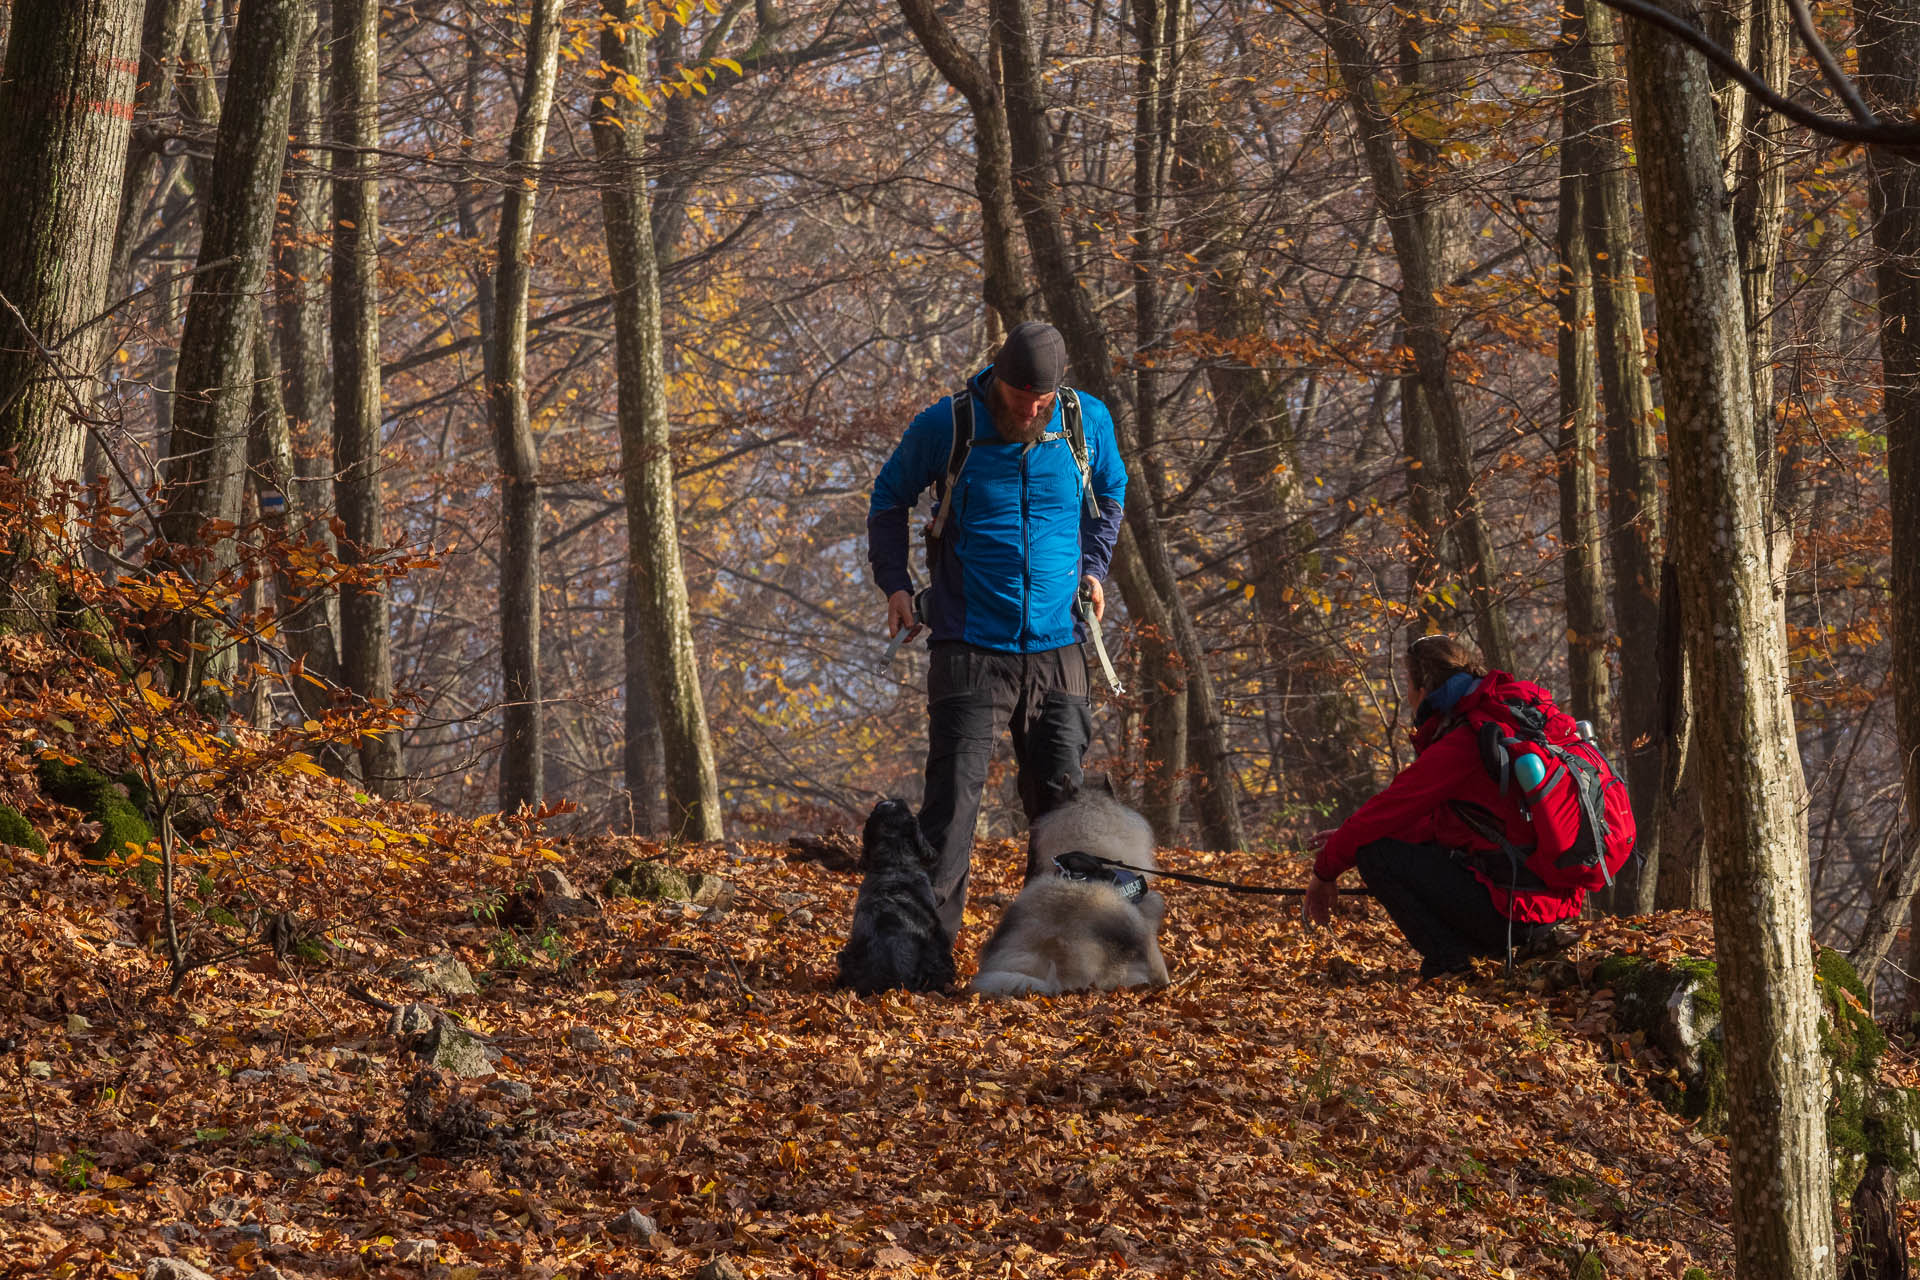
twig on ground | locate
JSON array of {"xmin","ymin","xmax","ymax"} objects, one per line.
[{"xmin": 639, "ymin": 945, "xmax": 754, "ymax": 996}]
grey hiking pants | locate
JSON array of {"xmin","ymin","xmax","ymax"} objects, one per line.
[{"xmin": 919, "ymin": 641, "xmax": 1092, "ymax": 937}]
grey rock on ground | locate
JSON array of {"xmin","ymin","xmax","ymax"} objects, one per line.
[
  {"xmin": 144, "ymin": 1261, "xmax": 217, "ymax": 1280},
  {"xmin": 566, "ymin": 1025, "xmax": 605, "ymax": 1052},
  {"xmin": 528, "ymin": 867, "xmax": 600, "ymax": 921},
  {"xmin": 604, "ymin": 861, "xmax": 691, "ymax": 902},
  {"xmin": 389, "ymin": 953, "xmax": 478, "ymax": 998},
  {"xmin": 607, "ymin": 1208, "xmax": 658, "ymax": 1236},
  {"xmin": 695, "ymin": 1259, "xmax": 746, "ymax": 1280},
  {"xmin": 487, "ymin": 1079, "xmax": 534, "ymax": 1103},
  {"xmin": 428, "ymin": 1023, "xmax": 500, "ymax": 1079},
  {"xmin": 388, "ymin": 1002, "xmax": 438, "ymax": 1037},
  {"xmin": 393, "ymin": 1238, "xmax": 438, "ymax": 1264},
  {"xmin": 687, "ymin": 873, "xmax": 734, "ymax": 909}
]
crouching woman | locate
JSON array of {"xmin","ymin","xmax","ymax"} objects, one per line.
[{"xmin": 1304, "ymin": 635, "xmax": 1581, "ymax": 978}]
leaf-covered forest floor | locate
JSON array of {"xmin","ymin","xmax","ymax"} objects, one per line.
[{"xmin": 2, "ymin": 675, "xmax": 1916, "ymax": 1278}]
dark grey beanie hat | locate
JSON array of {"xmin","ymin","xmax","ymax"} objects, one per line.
[{"xmin": 993, "ymin": 321, "xmax": 1067, "ymax": 394}]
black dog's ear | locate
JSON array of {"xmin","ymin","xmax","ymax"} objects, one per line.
[{"xmin": 1044, "ymin": 773, "xmax": 1080, "ymax": 808}]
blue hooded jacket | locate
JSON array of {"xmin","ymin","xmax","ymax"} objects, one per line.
[{"xmin": 867, "ymin": 367, "xmax": 1128, "ymax": 653}]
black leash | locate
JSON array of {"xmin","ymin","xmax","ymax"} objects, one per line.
[{"xmin": 1054, "ymin": 850, "xmax": 1373, "ymax": 897}]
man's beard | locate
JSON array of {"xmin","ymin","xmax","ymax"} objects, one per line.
[{"xmin": 995, "ymin": 411, "xmax": 1048, "ymax": 444}]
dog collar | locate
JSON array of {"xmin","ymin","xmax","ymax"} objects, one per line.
[{"xmin": 1051, "ymin": 851, "xmax": 1148, "ymax": 905}]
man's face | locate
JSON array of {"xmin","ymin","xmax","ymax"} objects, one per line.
[{"xmin": 989, "ymin": 377, "xmax": 1056, "ymax": 443}]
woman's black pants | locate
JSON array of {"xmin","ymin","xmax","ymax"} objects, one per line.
[{"xmin": 1353, "ymin": 838, "xmax": 1543, "ymax": 975}]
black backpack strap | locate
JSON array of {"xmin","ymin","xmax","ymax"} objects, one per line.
[
  {"xmin": 927, "ymin": 387, "xmax": 973, "ymax": 539},
  {"xmin": 1449, "ymin": 800, "xmax": 1548, "ymax": 891}
]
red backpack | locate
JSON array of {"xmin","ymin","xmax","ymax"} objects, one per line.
[{"xmin": 1449, "ymin": 692, "xmax": 1638, "ymax": 894}]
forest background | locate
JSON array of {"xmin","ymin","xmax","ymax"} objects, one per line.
[
  {"xmin": 7, "ymin": 0, "xmax": 1920, "ymax": 1273},
  {"xmin": 0, "ymin": 0, "xmax": 1914, "ymax": 969}
]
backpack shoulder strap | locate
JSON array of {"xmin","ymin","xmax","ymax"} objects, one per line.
[
  {"xmin": 927, "ymin": 388, "xmax": 974, "ymax": 539},
  {"xmin": 1060, "ymin": 388, "xmax": 1099, "ymax": 520}
]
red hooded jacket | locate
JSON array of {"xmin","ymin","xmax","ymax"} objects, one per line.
[{"xmin": 1313, "ymin": 670, "xmax": 1585, "ymax": 924}]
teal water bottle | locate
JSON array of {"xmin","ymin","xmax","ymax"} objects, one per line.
[{"xmin": 1513, "ymin": 752, "xmax": 1548, "ymax": 793}]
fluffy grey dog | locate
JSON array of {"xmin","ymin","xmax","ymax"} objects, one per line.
[
  {"xmin": 835, "ymin": 799, "xmax": 956, "ymax": 995},
  {"xmin": 1023, "ymin": 773, "xmax": 1156, "ymax": 881},
  {"xmin": 971, "ymin": 776, "xmax": 1170, "ymax": 998}
]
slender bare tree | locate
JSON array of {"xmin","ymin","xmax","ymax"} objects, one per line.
[
  {"xmin": 590, "ymin": 0, "xmax": 724, "ymax": 840},
  {"xmin": 1624, "ymin": 4, "xmax": 1833, "ymax": 1272},
  {"xmin": 1553, "ymin": 9, "xmax": 1610, "ymax": 736},
  {"xmin": 157, "ymin": 0, "xmax": 305, "ymax": 700},
  {"xmin": 1853, "ymin": 0, "xmax": 1920, "ymax": 990},
  {"xmin": 490, "ymin": 0, "xmax": 564, "ymax": 813},
  {"xmin": 332, "ymin": 0, "xmax": 403, "ymax": 791}
]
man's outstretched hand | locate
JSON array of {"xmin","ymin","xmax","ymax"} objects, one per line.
[{"xmin": 886, "ymin": 590, "xmax": 923, "ymax": 641}]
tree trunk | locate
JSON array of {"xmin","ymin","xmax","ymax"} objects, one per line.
[
  {"xmin": 1402, "ymin": 370, "xmax": 1450, "ymax": 626},
  {"xmin": 990, "ymin": 0, "xmax": 1246, "ymax": 851},
  {"xmin": 897, "ymin": 0, "xmax": 1032, "ymax": 332},
  {"xmin": 1624, "ymin": 12, "xmax": 1833, "ymax": 1274},
  {"xmin": 157, "ymin": 0, "xmax": 303, "ymax": 700},
  {"xmin": 591, "ymin": 0, "xmax": 723, "ymax": 841},
  {"xmin": 1319, "ymin": 0, "xmax": 1514, "ymax": 672},
  {"xmin": 108, "ymin": 0, "xmax": 192, "ymax": 305},
  {"xmin": 331, "ymin": 0, "xmax": 402, "ymax": 792},
  {"xmin": 1553, "ymin": 18, "xmax": 1610, "ymax": 737},
  {"xmin": 246, "ymin": 300, "xmax": 342, "ymax": 742},
  {"xmin": 1854, "ymin": 0, "xmax": 1920, "ymax": 996},
  {"xmin": 1842, "ymin": 1160, "xmax": 1909, "ymax": 1280},
  {"xmin": 621, "ymin": 590, "xmax": 665, "ymax": 833},
  {"xmin": 273, "ymin": 0, "xmax": 342, "ymax": 695},
  {"xmin": 0, "ymin": 0, "xmax": 144, "ymax": 491},
  {"xmin": 489, "ymin": 0, "xmax": 562, "ymax": 814},
  {"xmin": 1729, "ymin": 0, "xmax": 1790, "ymax": 523},
  {"xmin": 1396, "ymin": 5, "xmax": 1456, "ymax": 635},
  {"xmin": 1108, "ymin": 531, "xmax": 1187, "ymax": 834},
  {"xmin": 1574, "ymin": 0, "xmax": 1666, "ymax": 914}
]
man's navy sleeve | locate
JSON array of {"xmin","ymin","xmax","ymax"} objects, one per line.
[
  {"xmin": 867, "ymin": 399, "xmax": 950, "ymax": 597},
  {"xmin": 1079, "ymin": 395, "xmax": 1127, "ymax": 582}
]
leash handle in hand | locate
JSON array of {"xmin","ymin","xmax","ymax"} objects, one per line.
[{"xmin": 1076, "ymin": 587, "xmax": 1125, "ymax": 695}]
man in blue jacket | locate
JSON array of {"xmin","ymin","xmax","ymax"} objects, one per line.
[{"xmin": 868, "ymin": 321, "xmax": 1128, "ymax": 936}]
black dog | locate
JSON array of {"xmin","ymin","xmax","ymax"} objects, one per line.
[{"xmin": 834, "ymin": 799, "xmax": 955, "ymax": 995}]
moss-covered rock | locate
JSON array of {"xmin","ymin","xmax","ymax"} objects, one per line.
[
  {"xmin": 1595, "ymin": 953, "xmax": 1725, "ymax": 1127},
  {"xmin": 0, "ymin": 803, "xmax": 47, "ymax": 855},
  {"xmin": 35, "ymin": 758, "xmax": 155, "ymax": 864},
  {"xmin": 1815, "ymin": 949, "xmax": 1919, "ymax": 1196},
  {"xmin": 1600, "ymin": 948, "xmax": 1920, "ymax": 1196},
  {"xmin": 604, "ymin": 860, "xmax": 693, "ymax": 902},
  {"xmin": 1817, "ymin": 946, "xmax": 1887, "ymax": 1073}
]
